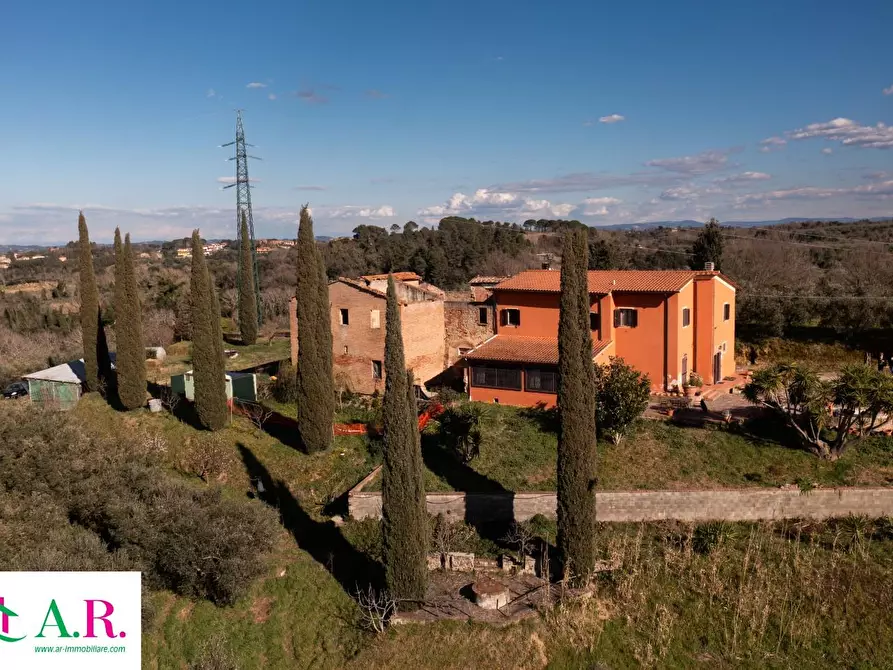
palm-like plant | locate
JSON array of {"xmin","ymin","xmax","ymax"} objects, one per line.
[{"xmin": 744, "ymin": 362, "xmax": 893, "ymax": 460}]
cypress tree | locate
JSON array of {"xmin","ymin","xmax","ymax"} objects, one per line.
[
  {"xmin": 556, "ymin": 228, "xmax": 597, "ymax": 581},
  {"xmin": 689, "ymin": 217, "xmax": 724, "ymax": 271},
  {"xmin": 114, "ymin": 231, "xmax": 146, "ymax": 410},
  {"xmin": 381, "ymin": 275, "xmax": 427, "ymax": 602},
  {"xmin": 238, "ymin": 211, "xmax": 259, "ymax": 346},
  {"xmin": 295, "ymin": 205, "xmax": 334, "ymax": 452},
  {"xmin": 190, "ymin": 230, "xmax": 228, "ymax": 430},
  {"xmin": 78, "ymin": 212, "xmax": 110, "ymax": 392}
]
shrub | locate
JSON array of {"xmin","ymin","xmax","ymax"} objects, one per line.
[
  {"xmin": 271, "ymin": 360, "xmax": 298, "ymax": 403},
  {"xmin": 436, "ymin": 402, "xmax": 486, "ymax": 463},
  {"xmin": 594, "ymin": 358, "xmax": 651, "ymax": 445},
  {"xmin": 0, "ymin": 404, "xmax": 277, "ymax": 605}
]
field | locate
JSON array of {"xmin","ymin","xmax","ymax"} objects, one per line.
[
  {"xmin": 10, "ymin": 392, "xmax": 880, "ymax": 668},
  {"xmin": 363, "ymin": 404, "xmax": 893, "ymax": 493}
]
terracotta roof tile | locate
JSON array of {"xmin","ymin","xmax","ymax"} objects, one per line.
[
  {"xmin": 464, "ymin": 335, "xmax": 611, "ymax": 365},
  {"xmin": 469, "ymin": 275, "xmax": 509, "ymax": 285},
  {"xmin": 494, "ymin": 269, "xmax": 699, "ymax": 294},
  {"xmin": 360, "ymin": 271, "xmax": 421, "ymax": 282}
]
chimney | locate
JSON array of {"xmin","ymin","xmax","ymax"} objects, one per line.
[{"xmin": 703, "ymin": 261, "xmax": 715, "ymax": 272}]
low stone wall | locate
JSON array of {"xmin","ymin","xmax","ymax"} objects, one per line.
[{"xmin": 349, "ymin": 479, "xmax": 893, "ymax": 524}]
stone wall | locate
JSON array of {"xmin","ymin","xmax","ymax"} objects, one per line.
[
  {"xmin": 349, "ymin": 481, "xmax": 893, "ymax": 524},
  {"xmin": 443, "ymin": 300, "xmax": 495, "ymax": 368}
]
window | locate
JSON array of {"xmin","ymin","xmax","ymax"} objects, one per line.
[
  {"xmin": 343, "ymin": 346, "xmax": 349, "ymax": 355},
  {"xmin": 339, "ymin": 308, "xmax": 349, "ymax": 325},
  {"xmin": 471, "ymin": 365, "xmax": 522, "ymax": 390},
  {"xmin": 682, "ymin": 354, "xmax": 688, "ymax": 380},
  {"xmin": 502, "ymin": 308, "xmax": 521, "ymax": 327},
  {"xmin": 613, "ymin": 308, "xmax": 638, "ymax": 328},
  {"xmin": 723, "ymin": 303, "xmax": 731, "ymax": 321},
  {"xmin": 370, "ymin": 309, "xmax": 380, "ymax": 329},
  {"xmin": 372, "ymin": 360, "xmax": 383, "ymax": 380},
  {"xmin": 682, "ymin": 307, "xmax": 691, "ymax": 328},
  {"xmin": 478, "ymin": 307, "xmax": 488, "ymax": 325},
  {"xmin": 589, "ymin": 312, "xmax": 600, "ymax": 331},
  {"xmin": 525, "ymin": 368, "xmax": 558, "ymax": 393}
]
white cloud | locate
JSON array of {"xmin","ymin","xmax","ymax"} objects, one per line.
[
  {"xmin": 492, "ymin": 171, "xmax": 687, "ymax": 194},
  {"xmin": 713, "ymin": 171, "xmax": 771, "ymax": 185},
  {"xmin": 294, "ymin": 185, "xmax": 327, "ymax": 191},
  {"xmin": 418, "ymin": 189, "xmax": 576, "ymax": 220},
  {"xmin": 759, "ymin": 136, "xmax": 787, "ymax": 153},
  {"xmin": 326, "ymin": 205, "xmax": 396, "ymax": 219},
  {"xmin": 645, "ymin": 149, "xmax": 733, "ymax": 175},
  {"xmin": 580, "ymin": 197, "xmax": 621, "ymax": 216},
  {"xmin": 822, "ymin": 148, "xmax": 833, "ymax": 155},
  {"xmin": 582, "ymin": 197, "xmax": 621, "ymax": 206},
  {"xmin": 598, "ymin": 114, "xmax": 625, "ymax": 124},
  {"xmin": 734, "ymin": 179, "xmax": 893, "ymax": 207},
  {"xmin": 206, "ymin": 88, "xmax": 218, "ymax": 98},
  {"xmin": 246, "ymin": 82, "xmax": 267, "ymax": 89},
  {"xmin": 268, "ymin": 93, "xmax": 277, "ymax": 101},
  {"xmin": 883, "ymin": 85, "xmax": 893, "ymax": 95},
  {"xmin": 786, "ymin": 117, "xmax": 893, "ymax": 149}
]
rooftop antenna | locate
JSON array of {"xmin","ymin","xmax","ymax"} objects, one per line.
[{"xmin": 220, "ymin": 109, "xmax": 263, "ymax": 325}]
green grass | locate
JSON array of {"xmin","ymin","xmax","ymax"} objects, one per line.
[
  {"xmin": 150, "ymin": 338, "xmax": 291, "ymax": 383},
  {"xmin": 72, "ymin": 394, "xmax": 375, "ymax": 512},
  {"xmin": 57, "ymin": 396, "xmax": 893, "ymax": 668},
  {"xmin": 143, "ymin": 543, "xmax": 365, "ymax": 669},
  {"xmin": 346, "ymin": 520, "xmax": 893, "ymax": 669},
  {"xmin": 364, "ymin": 404, "xmax": 893, "ymax": 493}
]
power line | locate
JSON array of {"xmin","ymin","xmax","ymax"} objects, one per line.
[
  {"xmin": 743, "ymin": 294, "xmax": 893, "ymax": 302},
  {"xmin": 743, "ymin": 225, "xmax": 891, "ymax": 246}
]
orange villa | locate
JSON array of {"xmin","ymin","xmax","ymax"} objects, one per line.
[{"xmin": 462, "ymin": 266, "xmax": 736, "ymax": 406}]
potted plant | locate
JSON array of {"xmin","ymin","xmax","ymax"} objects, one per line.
[
  {"xmin": 688, "ymin": 372, "xmax": 704, "ymax": 394},
  {"xmin": 683, "ymin": 381, "xmax": 694, "ymax": 397}
]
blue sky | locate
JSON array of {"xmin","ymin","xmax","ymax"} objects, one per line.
[{"xmin": 2, "ymin": 0, "xmax": 892, "ymax": 244}]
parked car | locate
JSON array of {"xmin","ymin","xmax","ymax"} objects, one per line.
[{"xmin": 2, "ymin": 381, "xmax": 28, "ymax": 399}]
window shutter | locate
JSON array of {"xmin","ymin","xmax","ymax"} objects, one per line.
[
  {"xmin": 613, "ymin": 310, "xmax": 620, "ymax": 327},
  {"xmin": 632, "ymin": 310, "xmax": 638, "ymax": 327}
]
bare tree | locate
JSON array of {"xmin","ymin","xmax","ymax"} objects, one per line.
[
  {"xmin": 354, "ymin": 585, "xmax": 396, "ymax": 633},
  {"xmin": 242, "ymin": 401, "xmax": 273, "ymax": 430},
  {"xmin": 502, "ymin": 520, "xmax": 536, "ymax": 564},
  {"xmin": 160, "ymin": 386, "xmax": 181, "ymax": 416}
]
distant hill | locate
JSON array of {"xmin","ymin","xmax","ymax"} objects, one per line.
[{"xmin": 604, "ymin": 217, "xmax": 892, "ymax": 231}]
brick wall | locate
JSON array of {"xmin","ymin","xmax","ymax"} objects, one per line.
[
  {"xmin": 402, "ymin": 300, "xmax": 447, "ymax": 387},
  {"xmin": 443, "ymin": 300, "xmax": 495, "ymax": 368},
  {"xmin": 329, "ymin": 281, "xmax": 447, "ymax": 393},
  {"xmin": 349, "ymin": 485, "xmax": 893, "ymax": 524},
  {"xmin": 330, "ymin": 282, "xmax": 387, "ymax": 395}
]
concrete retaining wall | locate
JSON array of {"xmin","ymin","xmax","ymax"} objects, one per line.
[{"xmin": 349, "ymin": 478, "xmax": 893, "ymax": 524}]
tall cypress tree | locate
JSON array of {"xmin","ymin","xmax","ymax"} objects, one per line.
[
  {"xmin": 114, "ymin": 232, "xmax": 146, "ymax": 410},
  {"xmin": 78, "ymin": 212, "xmax": 110, "ymax": 392},
  {"xmin": 295, "ymin": 205, "xmax": 334, "ymax": 452},
  {"xmin": 381, "ymin": 275, "xmax": 427, "ymax": 602},
  {"xmin": 556, "ymin": 228, "xmax": 597, "ymax": 581},
  {"xmin": 190, "ymin": 230, "xmax": 228, "ymax": 430},
  {"xmin": 238, "ymin": 211, "xmax": 259, "ymax": 346},
  {"xmin": 689, "ymin": 217, "xmax": 724, "ymax": 271}
]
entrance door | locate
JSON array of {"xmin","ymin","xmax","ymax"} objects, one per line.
[{"xmin": 713, "ymin": 351, "xmax": 722, "ymax": 384}]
